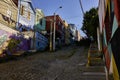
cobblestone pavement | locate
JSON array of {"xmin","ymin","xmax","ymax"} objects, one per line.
[{"xmin": 0, "ymin": 45, "xmax": 105, "ymax": 80}]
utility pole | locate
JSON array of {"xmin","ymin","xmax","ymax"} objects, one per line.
[
  {"xmin": 50, "ymin": 20, "xmax": 53, "ymax": 51},
  {"xmin": 53, "ymin": 13, "xmax": 56, "ymax": 51},
  {"xmin": 53, "ymin": 6, "xmax": 62, "ymax": 51}
]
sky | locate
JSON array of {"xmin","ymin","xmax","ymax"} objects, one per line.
[{"xmin": 32, "ymin": 0, "xmax": 99, "ymax": 37}]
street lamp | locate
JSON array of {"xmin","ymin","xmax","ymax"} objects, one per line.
[{"xmin": 53, "ymin": 6, "xmax": 62, "ymax": 51}]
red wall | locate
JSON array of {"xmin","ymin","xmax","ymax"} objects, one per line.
[
  {"xmin": 103, "ymin": 46, "xmax": 110, "ymax": 71},
  {"xmin": 45, "ymin": 15, "xmax": 64, "ymax": 35},
  {"xmin": 114, "ymin": 0, "xmax": 120, "ymax": 25}
]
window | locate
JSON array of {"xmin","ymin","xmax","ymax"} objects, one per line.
[
  {"xmin": 27, "ymin": 11, "xmax": 30, "ymax": 20},
  {"xmin": 39, "ymin": 19, "xmax": 42, "ymax": 25},
  {"xmin": 20, "ymin": 5, "xmax": 24, "ymax": 15}
]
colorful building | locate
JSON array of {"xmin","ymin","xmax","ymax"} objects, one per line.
[
  {"xmin": 17, "ymin": 0, "xmax": 35, "ymax": 30},
  {"xmin": 16, "ymin": 0, "xmax": 35, "ymax": 50},
  {"xmin": 63, "ymin": 20, "xmax": 71, "ymax": 45},
  {"xmin": 0, "ymin": 0, "xmax": 19, "ymax": 56},
  {"xmin": 75, "ymin": 30, "xmax": 81, "ymax": 42},
  {"xmin": 35, "ymin": 32, "xmax": 48, "ymax": 51},
  {"xmin": 68, "ymin": 24, "xmax": 77, "ymax": 43},
  {"xmin": 34, "ymin": 9, "xmax": 48, "ymax": 51},
  {"xmin": 0, "ymin": 0, "xmax": 18, "ymax": 29},
  {"xmin": 45, "ymin": 15, "xmax": 65, "ymax": 47},
  {"xmin": 98, "ymin": 0, "xmax": 120, "ymax": 79},
  {"xmin": 35, "ymin": 9, "xmax": 46, "ymax": 32}
]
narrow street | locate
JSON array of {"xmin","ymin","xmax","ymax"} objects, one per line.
[{"xmin": 0, "ymin": 45, "xmax": 106, "ymax": 80}]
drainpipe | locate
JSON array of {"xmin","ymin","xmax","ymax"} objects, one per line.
[{"xmin": 16, "ymin": 0, "xmax": 21, "ymax": 30}]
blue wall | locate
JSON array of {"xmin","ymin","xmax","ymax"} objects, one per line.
[{"xmin": 35, "ymin": 32, "xmax": 48, "ymax": 51}]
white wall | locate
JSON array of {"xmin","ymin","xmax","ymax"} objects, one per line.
[
  {"xmin": 19, "ymin": 1, "xmax": 35, "ymax": 29},
  {"xmin": 98, "ymin": 0, "xmax": 106, "ymax": 33}
]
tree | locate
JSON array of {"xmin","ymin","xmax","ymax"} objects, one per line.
[{"xmin": 81, "ymin": 8, "xmax": 99, "ymax": 41}]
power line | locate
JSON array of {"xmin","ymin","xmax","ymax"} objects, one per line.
[
  {"xmin": 79, "ymin": 0, "xmax": 84, "ymax": 15},
  {"xmin": 64, "ymin": 15, "xmax": 82, "ymax": 20}
]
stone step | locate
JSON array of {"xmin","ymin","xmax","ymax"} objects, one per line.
[
  {"xmin": 83, "ymin": 72, "xmax": 106, "ymax": 76},
  {"xmin": 90, "ymin": 60, "xmax": 105, "ymax": 66},
  {"xmin": 83, "ymin": 66, "xmax": 105, "ymax": 72},
  {"xmin": 81, "ymin": 72, "xmax": 106, "ymax": 80},
  {"xmin": 80, "ymin": 76, "xmax": 106, "ymax": 80}
]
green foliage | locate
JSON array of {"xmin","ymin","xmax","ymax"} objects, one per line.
[
  {"xmin": 81, "ymin": 8, "xmax": 99, "ymax": 41},
  {"xmin": 7, "ymin": 39, "xmax": 20, "ymax": 52}
]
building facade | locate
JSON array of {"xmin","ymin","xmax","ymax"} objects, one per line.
[
  {"xmin": 17, "ymin": 0, "xmax": 35, "ymax": 31},
  {"xmin": 75, "ymin": 30, "xmax": 81, "ymax": 42},
  {"xmin": 0, "ymin": 0, "xmax": 18, "ymax": 29},
  {"xmin": 98, "ymin": 0, "xmax": 120, "ymax": 79},
  {"xmin": 17, "ymin": 0, "xmax": 35, "ymax": 50},
  {"xmin": 0, "ymin": 0, "xmax": 19, "ymax": 56},
  {"xmin": 45, "ymin": 15, "xmax": 65, "ymax": 48},
  {"xmin": 35, "ymin": 9, "xmax": 46, "ymax": 32},
  {"xmin": 35, "ymin": 32, "xmax": 48, "ymax": 51},
  {"xmin": 68, "ymin": 24, "xmax": 77, "ymax": 43},
  {"xmin": 63, "ymin": 20, "xmax": 71, "ymax": 45},
  {"xmin": 34, "ymin": 9, "xmax": 48, "ymax": 51}
]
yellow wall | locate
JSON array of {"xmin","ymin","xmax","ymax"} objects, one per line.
[
  {"xmin": 112, "ymin": 55, "xmax": 119, "ymax": 80},
  {"xmin": 63, "ymin": 20, "xmax": 68, "ymax": 29},
  {"xmin": 0, "ymin": 0, "xmax": 18, "ymax": 29}
]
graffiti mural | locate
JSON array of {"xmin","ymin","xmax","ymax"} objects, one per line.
[
  {"xmin": 35, "ymin": 32, "xmax": 48, "ymax": 51},
  {"xmin": 0, "ymin": 34, "xmax": 7, "ymax": 47},
  {"xmin": 5, "ymin": 34, "xmax": 31, "ymax": 55},
  {"xmin": 0, "ymin": 29, "xmax": 10, "ymax": 56},
  {"xmin": 0, "ymin": 29, "xmax": 32, "ymax": 56}
]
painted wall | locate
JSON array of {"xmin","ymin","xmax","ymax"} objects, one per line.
[
  {"xmin": 1, "ymin": 32, "xmax": 31, "ymax": 56},
  {"xmin": 0, "ymin": 29, "xmax": 10, "ymax": 56},
  {"xmin": 17, "ymin": 0, "xmax": 35, "ymax": 30},
  {"xmin": 0, "ymin": 22, "xmax": 32, "ymax": 56},
  {"xmin": 35, "ymin": 32, "xmax": 48, "ymax": 51},
  {"xmin": 35, "ymin": 9, "xmax": 46, "ymax": 31},
  {"xmin": 113, "ymin": 0, "xmax": 120, "ymax": 25},
  {"xmin": 8, "ymin": 34, "xmax": 31, "ymax": 53},
  {"xmin": 0, "ymin": 0, "xmax": 18, "ymax": 29},
  {"xmin": 45, "ymin": 15, "xmax": 65, "ymax": 46},
  {"xmin": 98, "ymin": 0, "xmax": 120, "ymax": 79},
  {"xmin": 0, "ymin": 23, "xmax": 18, "ymax": 56}
]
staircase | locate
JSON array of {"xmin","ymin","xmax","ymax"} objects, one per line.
[{"xmin": 82, "ymin": 43, "xmax": 107, "ymax": 80}]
